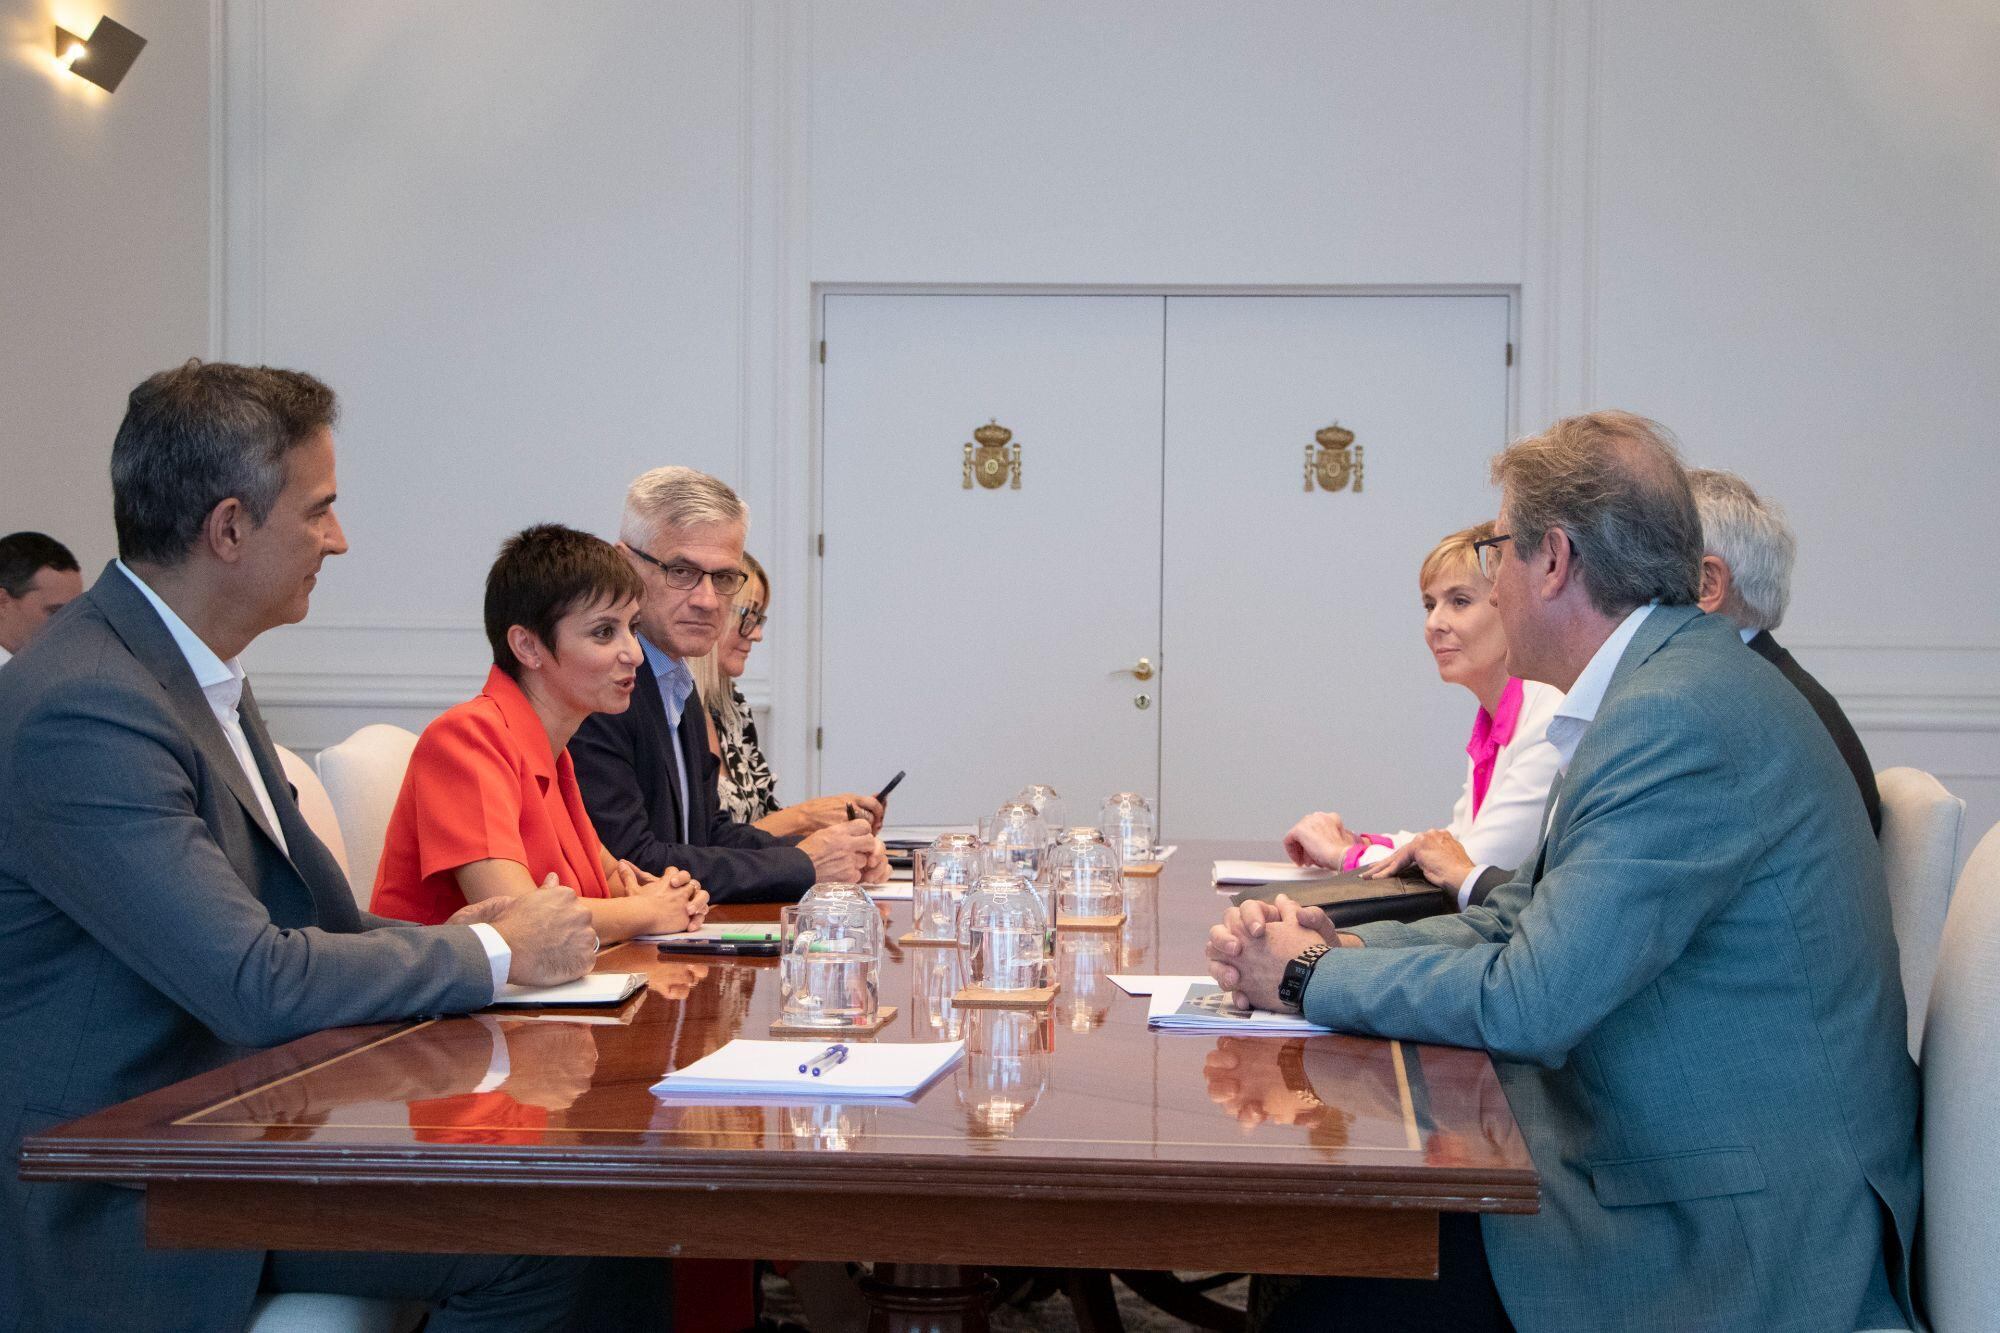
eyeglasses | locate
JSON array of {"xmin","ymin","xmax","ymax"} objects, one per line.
[
  {"xmin": 734, "ymin": 603, "xmax": 768, "ymax": 636},
  {"xmin": 628, "ymin": 545, "xmax": 749, "ymax": 596},
  {"xmin": 1473, "ymin": 533, "xmax": 1514, "ymax": 580}
]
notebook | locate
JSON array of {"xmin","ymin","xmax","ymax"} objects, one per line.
[
  {"xmin": 487, "ymin": 972, "xmax": 647, "ymax": 1008},
  {"xmin": 652, "ymin": 1039, "xmax": 964, "ymax": 1100}
]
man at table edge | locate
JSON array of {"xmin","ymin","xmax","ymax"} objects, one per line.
[
  {"xmin": 0, "ymin": 360, "xmax": 605, "ymax": 1331},
  {"xmin": 1209, "ymin": 410, "xmax": 1918, "ymax": 1332}
]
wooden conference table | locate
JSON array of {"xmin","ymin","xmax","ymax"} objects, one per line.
[{"xmin": 24, "ymin": 839, "xmax": 1536, "ymax": 1327}]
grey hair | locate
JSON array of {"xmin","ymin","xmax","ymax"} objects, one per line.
[
  {"xmin": 1687, "ymin": 468, "xmax": 1795, "ymax": 631},
  {"xmin": 111, "ymin": 360, "xmax": 337, "ymax": 566},
  {"xmin": 1490, "ymin": 410, "xmax": 1702, "ymax": 616},
  {"xmin": 619, "ymin": 466, "xmax": 748, "ymax": 551}
]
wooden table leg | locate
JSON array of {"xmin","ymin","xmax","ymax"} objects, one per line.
[{"xmin": 861, "ymin": 1263, "xmax": 998, "ymax": 1333}]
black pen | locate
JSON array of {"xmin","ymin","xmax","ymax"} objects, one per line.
[
  {"xmin": 874, "ymin": 770, "xmax": 907, "ymax": 803},
  {"xmin": 799, "ymin": 1043, "xmax": 849, "ymax": 1077}
]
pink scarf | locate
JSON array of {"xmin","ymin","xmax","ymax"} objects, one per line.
[{"xmin": 1466, "ymin": 677, "xmax": 1526, "ymax": 820}]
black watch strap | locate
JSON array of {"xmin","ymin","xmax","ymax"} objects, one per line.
[{"xmin": 1276, "ymin": 943, "xmax": 1332, "ymax": 1011}]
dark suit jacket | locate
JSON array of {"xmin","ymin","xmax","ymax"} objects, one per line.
[
  {"xmin": 1748, "ymin": 629, "xmax": 1881, "ymax": 835},
  {"xmin": 0, "ymin": 564, "xmax": 494, "ymax": 1333},
  {"xmin": 571, "ymin": 656, "xmax": 813, "ymax": 904}
]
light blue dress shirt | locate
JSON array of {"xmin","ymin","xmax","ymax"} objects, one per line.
[{"xmin": 641, "ymin": 635, "xmax": 694, "ymax": 842}]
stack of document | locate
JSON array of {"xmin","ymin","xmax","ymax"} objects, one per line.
[
  {"xmin": 652, "ymin": 1039, "xmax": 964, "ymax": 1100},
  {"xmin": 1145, "ymin": 978, "xmax": 1332, "ymax": 1034}
]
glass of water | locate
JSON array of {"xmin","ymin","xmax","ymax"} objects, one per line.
[
  {"xmin": 958, "ymin": 872, "xmax": 1053, "ymax": 992},
  {"xmin": 913, "ymin": 834, "xmax": 981, "ymax": 941},
  {"xmin": 1100, "ymin": 792, "xmax": 1156, "ymax": 864},
  {"xmin": 780, "ymin": 883, "xmax": 883, "ymax": 1028},
  {"xmin": 1053, "ymin": 841, "xmax": 1124, "ymax": 920},
  {"xmin": 986, "ymin": 800, "xmax": 1049, "ymax": 883}
]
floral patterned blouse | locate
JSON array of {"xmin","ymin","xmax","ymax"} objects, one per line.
[{"xmin": 712, "ymin": 684, "xmax": 779, "ymax": 824}]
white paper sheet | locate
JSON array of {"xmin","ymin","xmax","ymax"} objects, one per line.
[
  {"xmin": 1107, "ymin": 974, "xmax": 1211, "ymax": 996},
  {"xmin": 1210, "ymin": 859, "xmax": 1343, "ymax": 886},
  {"xmin": 652, "ymin": 1039, "xmax": 964, "ymax": 1100}
]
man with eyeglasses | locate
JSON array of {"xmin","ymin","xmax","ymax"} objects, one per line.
[{"xmin": 572, "ymin": 466, "xmax": 886, "ymax": 902}]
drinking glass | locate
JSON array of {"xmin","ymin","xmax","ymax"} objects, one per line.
[
  {"xmin": 1099, "ymin": 792, "xmax": 1156, "ymax": 864},
  {"xmin": 779, "ymin": 883, "xmax": 883, "ymax": 1028},
  {"xmin": 1054, "ymin": 843, "xmax": 1124, "ymax": 920},
  {"xmin": 1016, "ymin": 785, "xmax": 1066, "ymax": 841},
  {"xmin": 985, "ymin": 800, "xmax": 1049, "ymax": 884},
  {"xmin": 912, "ymin": 835, "xmax": 981, "ymax": 941},
  {"xmin": 958, "ymin": 873, "xmax": 1054, "ymax": 992}
]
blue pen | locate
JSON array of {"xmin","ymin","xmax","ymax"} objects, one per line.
[{"xmin": 799, "ymin": 1044, "xmax": 849, "ymax": 1077}]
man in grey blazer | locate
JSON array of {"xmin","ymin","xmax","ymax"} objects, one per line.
[
  {"xmin": 1210, "ymin": 411, "xmax": 1919, "ymax": 1331},
  {"xmin": 0, "ymin": 362, "xmax": 602, "ymax": 1332}
]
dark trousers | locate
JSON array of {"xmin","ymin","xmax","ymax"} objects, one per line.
[
  {"xmin": 262, "ymin": 1251, "xmax": 671, "ymax": 1332},
  {"xmin": 1257, "ymin": 1212, "xmax": 1512, "ymax": 1332}
]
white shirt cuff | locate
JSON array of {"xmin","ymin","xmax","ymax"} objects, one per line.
[
  {"xmin": 468, "ymin": 922, "xmax": 511, "ymax": 998},
  {"xmin": 1356, "ymin": 843, "xmax": 1394, "ymax": 868},
  {"xmin": 1457, "ymin": 864, "xmax": 1493, "ymax": 911},
  {"xmin": 471, "ymin": 1014, "xmax": 511, "ymax": 1092}
]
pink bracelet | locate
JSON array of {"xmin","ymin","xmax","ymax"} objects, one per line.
[{"xmin": 1339, "ymin": 834, "xmax": 1394, "ymax": 872}]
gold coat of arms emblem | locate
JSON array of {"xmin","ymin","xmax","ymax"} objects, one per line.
[
  {"xmin": 1305, "ymin": 423, "xmax": 1363, "ymax": 493},
  {"xmin": 962, "ymin": 419, "xmax": 1022, "ymax": 490}
]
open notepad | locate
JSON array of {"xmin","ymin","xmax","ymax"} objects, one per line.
[
  {"xmin": 652, "ymin": 1039, "xmax": 964, "ymax": 1100},
  {"xmin": 487, "ymin": 972, "xmax": 647, "ymax": 1008},
  {"xmin": 1145, "ymin": 979, "xmax": 1332, "ymax": 1034},
  {"xmin": 1211, "ymin": 859, "xmax": 1344, "ymax": 887}
]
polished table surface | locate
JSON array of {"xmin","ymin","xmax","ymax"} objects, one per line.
[{"xmin": 23, "ymin": 840, "xmax": 1535, "ymax": 1280}]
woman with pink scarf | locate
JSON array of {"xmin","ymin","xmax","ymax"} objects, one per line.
[{"xmin": 1283, "ymin": 521, "xmax": 1563, "ymax": 911}]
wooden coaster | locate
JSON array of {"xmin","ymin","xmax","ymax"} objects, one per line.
[
  {"xmin": 1058, "ymin": 912, "xmax": 1127, "ymax": 930},
  {"xmin": 897, "ymin": 931, "xmax": 956, "ymax": 947},
  {"xmin": 952, "ymin": 984, "xmax": 1060, "ymax": 1008},
  {"xmin": 769, "ymin": 1004, "xmax": 897, "ymax": 1037},
  {"xmin": 1122, "ymin": 861, "xmax": 1165, "ymax": 878}
]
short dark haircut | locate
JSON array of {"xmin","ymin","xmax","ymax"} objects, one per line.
[
  {"xmin": 1491, "ymin": 410, "xmax": 1702, "ymax": 616},
  {"xmin": 484, "ymin": 524, "xmax": 645, "ymax": 681},
  {"xmin": 0, "ymin": 532, "xmax": 80, "ymax": 598},
  {"xmin": 111, "ymin": 359, "xmax": 338, "ymax": 566}
]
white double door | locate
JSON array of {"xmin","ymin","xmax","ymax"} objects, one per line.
[{"xmin": 819, "ymin": 293, "xmax": 1511, "ymax": 839}]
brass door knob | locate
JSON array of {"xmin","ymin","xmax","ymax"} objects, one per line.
[{"xmin": 1114, "ymin": 657, "xmax": 1155, "ymax": 682}]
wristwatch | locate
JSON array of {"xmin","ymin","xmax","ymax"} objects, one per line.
[{"xmin": 1276, "ymin": 943, "xmax": 1332, "ymax": 1012}]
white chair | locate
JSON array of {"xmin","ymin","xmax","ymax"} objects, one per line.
[
  {"xmin": 1876, "ymin": 767, "xmax": 1966, "ymax": 1056},
  {"xmin": 1920, "ymin": 818, "xmax": 2000, "ymax": 1331},
  {"xmin": 275, "ymin": 744, "xmax": 351, "ymax": 880},
  {"xmin": 313, "ymin": 724, "xmax": 420, "ymax": 912},
  {"xmin": 246, "ymin": 1292, "xmax": 421, "ymax": 1333}
]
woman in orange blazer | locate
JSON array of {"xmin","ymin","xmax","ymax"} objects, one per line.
[{"xmin": 373, "ymin": 524, "xmax": 708, "ymax": 941}]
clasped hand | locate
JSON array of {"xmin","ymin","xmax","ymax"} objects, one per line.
[{"xmin": 1205, "ymin": 893, "xmax": 1358, "ymax": 1013}]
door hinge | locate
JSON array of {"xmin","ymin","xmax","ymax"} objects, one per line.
[
  {"xmin": 815, "ymin": 726, "xmax": 823, "ymax": 750},
  {"xmin": 818, "ymin": 340, "xmax": 826, "ymax": 364},
  {"xmin": 816, "ymin": 532, "xmax": 824, "ymax": 556},
  {"xmin": 1505, "ymin": 341, "xmax": 1514, "ymax": 367}
]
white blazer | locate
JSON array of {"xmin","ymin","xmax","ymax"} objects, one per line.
[{"xmin": 1366, "ymin": 679, "xmax": 1565, "ymax": 874}]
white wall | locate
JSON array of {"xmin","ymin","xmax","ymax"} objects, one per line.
[
  {"xmin": 12, "ymin": 1, "xmax": 1997, "ymax": 855},
  {"xmin": 1587, "ymin": 0, "xmax": 2000, "ymax": 846},
  {"xmin": 1, "ymin": 0, "xmax": 212, "ymax": 566}
]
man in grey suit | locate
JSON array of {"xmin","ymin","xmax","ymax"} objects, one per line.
[
  {"xmin": 0, "ymin": 362, "xmax": 602, "ymax": 1332},
  {"xmin": 1210, "ymin": 411, "xmax": 1919, "ymax": 1331}
]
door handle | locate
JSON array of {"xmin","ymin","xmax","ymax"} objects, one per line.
[{"xmin": 1112, "ymin": 657, "xmax": 1155, "ymax": 682}]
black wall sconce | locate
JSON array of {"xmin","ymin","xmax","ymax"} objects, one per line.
[{"xmin": 55, "ymin": 16, "xmax": 147, "ymax": 92}]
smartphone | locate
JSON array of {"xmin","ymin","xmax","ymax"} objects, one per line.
[{"xmin": 656, "ymin": 938, "xmax": 781, "ymax": 957}]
